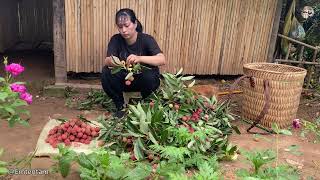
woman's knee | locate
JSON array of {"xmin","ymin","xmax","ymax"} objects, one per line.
[
  {"xmin": 141, "ymin": 71, "xmax": 160, "ymax": 90},
  {"xmin": 101, "ymin": 66, "xmax": 111, "ymax": 77}
]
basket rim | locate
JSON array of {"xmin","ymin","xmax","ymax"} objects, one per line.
[{"xmin": 243, "ymin": 63, "xmax": 307, "ymax": 75}]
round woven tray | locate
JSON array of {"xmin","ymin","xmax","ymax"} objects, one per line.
[{"xmin": 241, "ymin": 63, "xmax": 307, "ymax": 128}]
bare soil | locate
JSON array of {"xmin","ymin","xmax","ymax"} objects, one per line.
[{"xmin": 0, "ymin": 52, "xmax": 319, "ymax": 180}]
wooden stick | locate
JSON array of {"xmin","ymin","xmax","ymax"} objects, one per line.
[
  {"xmin": 278, "ymin": 34, "xmax": 319, "ymax": 50},
  {"xmin": 217, "ymin": 90, "xmax": 243, "ymax": 96},
  {"xmin": 275, "ymin": 59, "xmax": 320, "ymax": 65},
  {"xmin": 285, "ymin": 43, "xmax": 292, "ymax": 60}
]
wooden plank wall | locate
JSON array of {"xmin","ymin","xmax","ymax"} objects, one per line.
[
  {"xmin": 0, "ymin": 0, "xmax": 19, "ymax": 52},
  {"xmin": 19, "ymin": 0, "xmax": 53, "ymax": 43},
  {"xmin": 65, "ymin": 0, "xmax": 277, "ymax": 75}
]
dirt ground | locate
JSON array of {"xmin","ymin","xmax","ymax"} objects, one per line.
[{"xmin": 0, "ymin": 52, "xmax": 319, "ymax": 180}]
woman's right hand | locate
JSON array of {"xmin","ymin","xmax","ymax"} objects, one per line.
[{"xmin": 104, "ymin": 56, "xmax": 116, "ymax": 67}]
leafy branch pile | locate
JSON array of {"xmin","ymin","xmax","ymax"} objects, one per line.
[
  {"xmin": 52, "ymin": 69, "xmax": 240, "ymax": 179},
  {"xmin": 94, "ymin": 69, "xmax": 239, "ymax": 177}
]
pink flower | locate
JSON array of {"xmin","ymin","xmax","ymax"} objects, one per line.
[
  {"xmin": 20, "ymin": 92, "xmax": 33, "ymax": 104},
  {"xmin": 10, "ymin": 83, "xmax": 26, "ymax": 94},
  {"xmin": 292, "ymin": 119, "xmax": 301, "ymax": 129},
  {"xmin": 5, "ymin": 63, "xmax": 25, "ymax": 76}
]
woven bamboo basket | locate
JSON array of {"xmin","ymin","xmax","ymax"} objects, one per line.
[{"xmin": 241, "ymin": 63, "xmax": 307, "ymax": 128}]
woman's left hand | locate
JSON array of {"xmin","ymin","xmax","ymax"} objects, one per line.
[{"xmin": 127, "ymin": 54, "xmax": 141, "ymax": 65}]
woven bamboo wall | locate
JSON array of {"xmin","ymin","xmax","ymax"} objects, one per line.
[
  {"xmin": 19, "ymin": 0, "xmax": 53, "ymax": 43},
  {"xmin": 0, "ymin": 0, "xmax": 19, "ymax": 52},
  {"xmin": 65, "ymin": 0, "xmax": 277, "ymax": 75}
]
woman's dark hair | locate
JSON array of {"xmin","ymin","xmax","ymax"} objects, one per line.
[{"xmin": 115, "ymin": 8, "xmax": 143, "ymax": 33}]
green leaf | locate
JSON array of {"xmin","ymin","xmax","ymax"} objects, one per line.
[
  {"xmin": 126, "ymin": 119, "xmax": 143, "ymax": 135},
  {"xmin": 15, "ymin": 108, "xmax": 30, "ymax": 116},
  {"xmin": 111, "ymin": 67, "xmax": 122, "ymax": 74},
  {"xmin": 19, "ymin": 119, "xmax": 30, "ymax": 127},
  {"xmin": 0, "ymin": 167, "xmax": 8, "ymax": 175},
  {"xmin": 133, "ymin": 140, "xmax": 144, "ymax": 160},
  {"xmin": 59, "ymin": 158, "xmax": 72, "ymax": 177},
  {"xmin": 128, "ymin": 105, "xmax": 141, "ymax": 118},
  {"xmin": 77, "ymin": 153, "xmax": 94, "ymax": 170},
  {"xmin": 13, "ymin": 82, "xmax": 26, "ymax": 85},
  {"xmin": 58, "ymin": 149, "xmax": 76, "ymax": 177},
  {"xmin": 148, "ymin": 132, "xmax": 158, "ymax": 145},
  {"xmin": 4, "ymin": 107, "xmax": 15, "ymax": 114},
  {"xmin": 127, "ymin": 130, "xmax": 144, "ymax": 137},
  {"xmin": 0, "ymin": 161, "xmax": 7, "ymax": 166},
  {"xmin": 137, "ymin": 104, "xmax": 148, "ymax": 134},
  {"xmin": 11, "ymin": 99, "xmax": 27, "ymax": 107},
  {"xmin": 8, "ymin": 119, "xmax": 16, "ymax": 127},
  {"xmin": 226, "ymin": 114, "xmax": 235, "ymax": 121},
  {"xmin": 271, "ymin": 123, "xmax": 279, "ymax": 134},
  {"xmin": 232, "ymin": 126, "xmax": 241, "ymax": 134},
  {"xmin": 137, "ymin": 138, "xmax": 146, "ymax": 151},
  {"xmin": 279, "ymin": 129, "xmax": 292, "ymax": 136},
  {"xmin": 151, "ymin": 109, "xmax": 164, "ymax": 124},
  {"xmin": 0, "ymin": 77, "xmax": 5, "ymax": 82},
  {"xmin": 181, "ymin": 76, "xmax": 194, "ymax": 81},
  {"xmin": 125, "ymin": 163, "xmax": 152, "ymax": 180},
  {"xmin": 0, "ymin": 92, "xmax": 8, "ymax": 101}
]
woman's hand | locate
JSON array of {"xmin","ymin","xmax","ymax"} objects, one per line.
[
  {"xmin": 126, "ymin": 53, "xmax": 166, "ymax": 67},
  {"xmin": 127, "ymin": 54, "xmax": 141, "ymax": 65},
  {"xmin": 104, "ymin": 56, "xmax": 116, "ymax": 67}
]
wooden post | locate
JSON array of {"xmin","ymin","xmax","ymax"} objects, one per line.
[
  {"xmin": 53, "ymin": 0, "xmax": 67, "ymax": 83},
  {"xmin": 267, "ymin": 0, "xmax": 283, "ymax": 62},
  {"xmin": 306, "ymin": 49, "xmax": 319, "ymax": 88}
]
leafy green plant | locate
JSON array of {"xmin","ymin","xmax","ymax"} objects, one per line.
[
  {"xmin": 153, "ymin": 155, "xmax": 221, "ymax": 180},
  {"xmin": 78, "ymin": 89, "xmax": 116, "ymax": 111},
  {"xmin": 300, "ymin": 118, "xmax": 320, "ymax": 143},
  {"xmin": 242, "ymin": 149, "xmax": 276, "ymax": 174},
  {"xmin": 52, "ymin": 145, "xmax": 152, "ymax": 179},
  {"xmin": 236, "ymin": 149, "xmax": 300, "ymax": 180},
  {"xmin": 51, "ymin": 145, "xmax": 77, "ymax": 177},
  {"xmin": 236, "ymin": 124, "xmax": 299, "ymax": 179},
  {"xmin": 0, "ymin": 57, "xmax": 31, "ymax": 127},
  {"xmin": 0, "ymin": 149, "xmax": 8, "ymax": 175},
  {"xmin": 64, "ymin": 86, "xmax": 79, "ymax": 108}
]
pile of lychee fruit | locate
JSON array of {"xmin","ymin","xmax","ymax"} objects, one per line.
[{"xmin": 45, "ymin": 118, "xmax": 100, "ymax": 148}]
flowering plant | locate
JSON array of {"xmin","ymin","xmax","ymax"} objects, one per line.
[{"xmin": 0, "ymin": 57, "xmax": 32, "ymax": 127}]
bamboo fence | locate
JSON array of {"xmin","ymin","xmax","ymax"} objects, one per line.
[{"xmin": 65, "ymin": 0, "xmax": 278, "ymax": 75}]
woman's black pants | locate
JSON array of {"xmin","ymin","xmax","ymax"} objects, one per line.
[{"xmin": 101, "ymin": 66, "xmax": 160, "ymax": 110}]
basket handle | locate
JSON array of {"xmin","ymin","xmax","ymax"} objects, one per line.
[
  {"xmin": 246, "ymin": 79, "xmax": 271, "ymax": 134},
  {"xmin": 226, "ymin": 75, "xmax": 255, "ymax": 101},
  {"xmin": 226, "ymin": 76, "xmax": 271, "ymax": 134}
]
